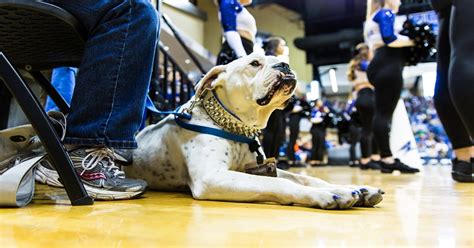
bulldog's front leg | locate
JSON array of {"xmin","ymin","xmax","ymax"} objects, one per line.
[
  {"xmin": 276, "ymin": 169, "xmax": 384, "ymax": 207},
  {"xmin": 186, "ymin": 156, "xmax": 359, "ymax": 209}
]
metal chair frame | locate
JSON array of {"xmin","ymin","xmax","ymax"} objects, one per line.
[{"xmin": 0, "ymin": 0, "xmax": 93, "ymax": 205}]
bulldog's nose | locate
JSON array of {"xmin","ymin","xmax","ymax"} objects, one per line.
[{"xmin": 272, "ymin": 62, "xmax": 291, "ymax": 74}]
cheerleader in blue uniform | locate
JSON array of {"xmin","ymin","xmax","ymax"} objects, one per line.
[
  {"xmin": 365, "ymin": 0, "xmax": 419, "ymax": 173},
  {"xmin": 431, "ymin": 0, "xmax": 473, "ymax": 182},
  {"xmin": 215, "ymin": 0, "xmax": 256, "ymax": 65},
  {"xmin": 347, "ymin": 43, "xmax": 381, "ymax": 170}
]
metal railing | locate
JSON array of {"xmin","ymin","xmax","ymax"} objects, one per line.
[
  {"xmin": 148, "ymin": 44, "xmax": 196, "ymax": 124},
  {"xmin": 148, "ymin": 3, "xmax": 208, "ymax": 123}
]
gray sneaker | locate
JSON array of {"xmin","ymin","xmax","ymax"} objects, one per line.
[
  {"xmin": 35, "ymin": 146, "xmax": 147, "ymax": 200},
  {"xmin": 113, "ymin": 148, "xmax": 133, "ymax": 165}
]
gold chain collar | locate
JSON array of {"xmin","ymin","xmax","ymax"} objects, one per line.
[{"xmin": 201, "ymin": 90, "xmax": 261, "ymax": 139}]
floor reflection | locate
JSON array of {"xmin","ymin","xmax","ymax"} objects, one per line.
[{"xmin": 0, "ymin": 165, "xmax": 472, "ymax": 247}]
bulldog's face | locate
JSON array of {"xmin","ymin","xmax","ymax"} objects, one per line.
[{"xmin": 195, "ymin": 52, "xmax": 297, "ymax": 128}]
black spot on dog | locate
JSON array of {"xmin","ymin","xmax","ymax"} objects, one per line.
[{"xmin": 225, "ymin": 152, "xmax": 228, "ymax": 156}]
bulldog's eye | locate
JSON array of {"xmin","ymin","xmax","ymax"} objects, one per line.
[{"xmin": 250, "ymin": 60, "xmax": 261, "ymax": 67}]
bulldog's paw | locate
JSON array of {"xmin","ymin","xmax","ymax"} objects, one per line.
[
  {"xmin": 324, "ymin": 187, "xmax": 361, "ymax": 209},
  {"xmin": 309, "ymin": 188, "xmax": 359, "ymax": 210},
  {"xmin": 347, "ymin": 185, "xmax": 384, "ymax": 207}
]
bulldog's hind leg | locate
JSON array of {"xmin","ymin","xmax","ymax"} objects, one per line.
[{"xmin": 276, "ymin": 169, "xmax": 384, "ymax": 207}]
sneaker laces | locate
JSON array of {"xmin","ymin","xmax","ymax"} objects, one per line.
[{"xmin": 81, "ymin": 148, "xmax": 125, "ymax": 178}]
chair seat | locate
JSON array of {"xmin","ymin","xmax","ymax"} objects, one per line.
[{"xmin": 0, "ymin": 1, "xmax": 86, "ymax": 71}]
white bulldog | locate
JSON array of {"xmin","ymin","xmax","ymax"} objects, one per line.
[{"xmin": 125, "ymin": 53, "xmax": 384, "ymax": 209}]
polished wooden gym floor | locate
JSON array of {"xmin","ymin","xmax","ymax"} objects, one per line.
[{"xmin": 1, "ymin": 165, "xmax": 472, "ymax": 247}]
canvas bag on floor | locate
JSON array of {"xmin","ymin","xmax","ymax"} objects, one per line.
[{"xmin": 0, "ymin": 112, "xmax": 66, "ymax": 207}]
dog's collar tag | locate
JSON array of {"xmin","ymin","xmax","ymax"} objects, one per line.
[{"xmin": 244, "ymin": 157, "xmax": 277, "ymax": 177}]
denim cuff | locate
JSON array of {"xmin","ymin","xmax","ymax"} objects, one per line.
[{"xmin": 64, "ymin": 137, "xmax": 137, "ymax": 149}]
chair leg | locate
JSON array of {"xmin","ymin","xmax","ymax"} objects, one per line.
[
  {"xmin": 28, "ymin": 71, "xmax": 70, "ymax": 114},
  {"xmin": 0, "ymin": 52, "xmax": 93, "ymax": 206},
  {"xmin": 0, "ymin": 79, "xmax": 11, "ymax": 129}
]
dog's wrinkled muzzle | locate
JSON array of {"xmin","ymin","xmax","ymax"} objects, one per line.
[{"xmin": 257, "ymin": 63, "xmax": 297, "ymax": 106}]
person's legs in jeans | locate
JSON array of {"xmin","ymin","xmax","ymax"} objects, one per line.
[
  {"xmin": 37, "ymin": 0, "xmax": 159, "ymax": 199},
  {"xmin": 46, "ymin": 0, "xmax": 159, "ymax": 148}
]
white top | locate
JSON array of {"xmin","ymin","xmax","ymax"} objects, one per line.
[{"xmin": 235, "ymin": 7, "xmax": 257, "ymax": 37}]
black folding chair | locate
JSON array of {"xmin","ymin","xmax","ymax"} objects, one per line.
[{"xmin": 0, "ymin": 0, "xmax": 93, "ymax": 205}]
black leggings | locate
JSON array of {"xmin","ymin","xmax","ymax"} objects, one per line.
[
  {"xmin": 355, "ymin": 88, "xmax": 377, "ymax": 158},
  {"xmin": 310, "ymin": 124, "xmax": 326, "ymax": 161},
  {"xmin": 367, "ymin": 47, "xmax": 405, "ymax": 158},
  {"xmin": 262, "ymin": 110, "xmax": 285, "ymax": 159},
  {"xmin": 349, "ymin": 124, "xmax": 361, "ymax": 162},
  {"xmin": 286, "ymin": 114, "xmax": 300, "ymax": 161},
  {"xmin": 432, "ymin": 1, "xmax": 474, "ymax": 149}
]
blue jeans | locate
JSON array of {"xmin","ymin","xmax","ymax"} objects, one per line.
[{"xmin": 45, "ymin": 0, "xmax": 159, "ymax": 149}]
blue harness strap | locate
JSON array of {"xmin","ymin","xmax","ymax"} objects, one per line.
[
  {"xmin": 145, "ymin": 96, "xmax": 192, "ymax": 120},
  {"xmin": 145, "ymin": 96, "xmax": 264, "ymax": 164},
  {"xmin": 174, "ymin": 116, "xmax": 264, "ymax": 164}
]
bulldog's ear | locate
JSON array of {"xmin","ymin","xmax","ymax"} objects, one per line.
[{"xmin": 194, "ymin": 65, "xmax": 226, "ymax": 97}]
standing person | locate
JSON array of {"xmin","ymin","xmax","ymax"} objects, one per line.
[
  {"xmin": 347, "ymin": 97, "xmax": 362, "ymax": 167},
  {"xmin": 34, "ymin": 0, "xmax": 159, "ymax": 199},
  {"xmin": 215, "ymin": 0, "xmax": 256, "ymax": 65},
  {"xmin": 308, "ymin": 99, "xmax": 329, "ymax": 166},
  {"xmin": 286, "ymin": 96, "xmax": 311, "ymax": 167},
  {"xmin": 261, "ymin": 37, "xmax": 289, "ymax": 168},
  {"xmin": 365, "ymin": 0, "xmax": 419, "ymax": 173},
  {"xmin": 346, "ymin": 43, "xmax": 381, "ymax": 170},
  {"xmin": 431, "ymin": 0, "xmax": 473, "ymax": 182}
]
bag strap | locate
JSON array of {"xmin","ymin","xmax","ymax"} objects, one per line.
[{"xmin": 0, "ymin": 155, "xmax": 43, "ymax": 207}]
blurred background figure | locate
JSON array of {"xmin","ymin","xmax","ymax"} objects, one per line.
[
  {"xmin": 285, "ymin": 94, "xmax": 311, "ymax": 167},
  {"xmin": 215, "ymin": 0, "xmax": 256, "ymax": 65},
  {"xmin": 346, "ymin": 43, "xmax": 381, "ymax": 170},
  {"xmin": 431, "ymin": 0, "xmax": 474, "ymax": 182},
  {"xmin": 365, "ymin": 0, "xmax": 419, "ymax": 173},
  {"xmin": 261, "ymin": 37, "xmax": 290, "ymax": 169},
  {"xmin": 308, "ymin": 99, "xmax": 330, "ymax": 166},
  {"xmin": 44, "ymin": 67, "xmax": 77, "ymax": 112}
]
